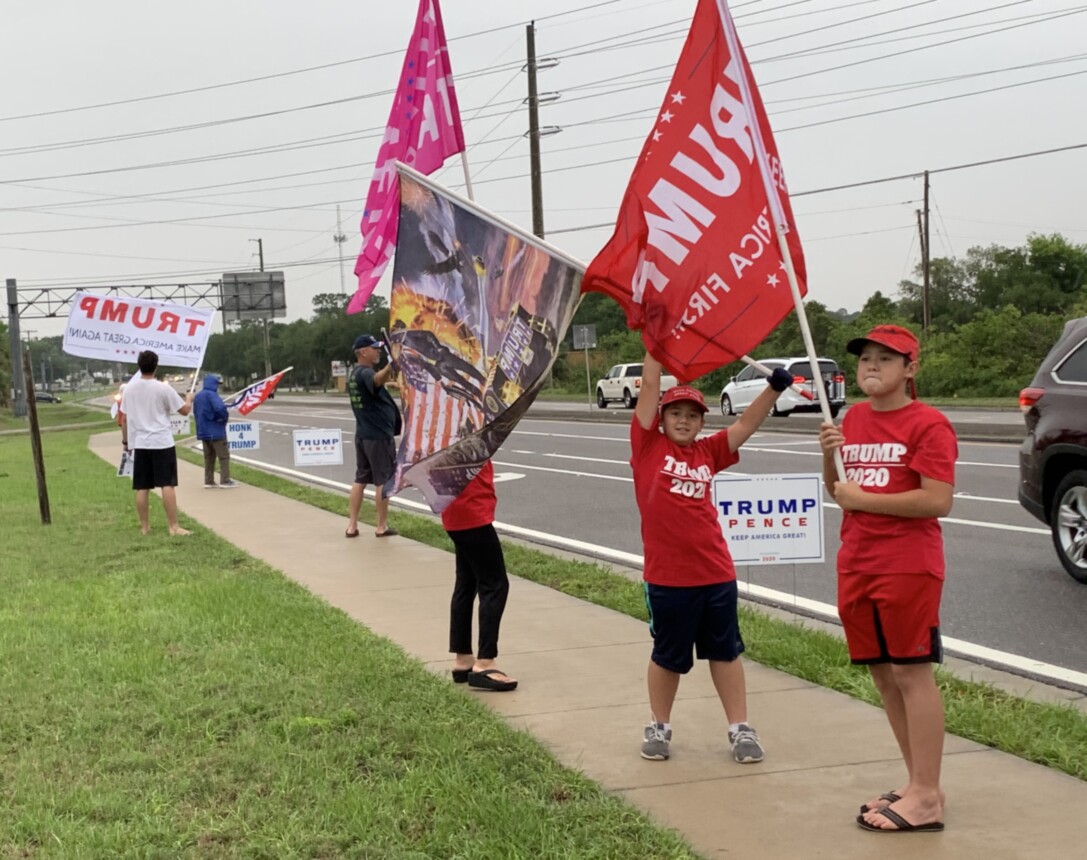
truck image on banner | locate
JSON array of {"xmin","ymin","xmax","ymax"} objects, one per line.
[{"xmin": 387, "ymin": 165, "xmax": 583, "ymax": 512}]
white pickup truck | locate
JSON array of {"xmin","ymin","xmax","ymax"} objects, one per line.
[{"xmin": 595, "ymin": 363, "xmax": 678, "ymax": 409}]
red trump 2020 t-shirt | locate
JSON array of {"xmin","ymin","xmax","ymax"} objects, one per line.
[
  {"xmin": 630, "ymin": 417, "xmax": 740, "ymax": 587},
  {"xmin": 837, "ymin": 400, "xmax": 957, "ymax": 579}
]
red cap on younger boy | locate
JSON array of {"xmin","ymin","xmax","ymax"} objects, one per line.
[
  {"xmin": 846, "ymin": 324, "xmax": 919, "ymax": 362},
  {"xmin": 659, "ymin": 385, "xmax": 708, "ymax": 413}
]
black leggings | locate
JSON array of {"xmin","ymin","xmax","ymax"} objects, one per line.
[{"xmin": 447, "ymin": 524, "xmax": 509, "ymax": 660}]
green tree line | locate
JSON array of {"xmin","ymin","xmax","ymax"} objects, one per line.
[
  {"xmin": 559, "ymin": 233, "xmax": 1087, "ymax": 399},
  {"xmin": 3, "ymin": 235, "xmax": 1085, "ymax": 405}
]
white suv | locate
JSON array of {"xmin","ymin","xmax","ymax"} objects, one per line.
[
  {"xmin": 596, "ymin": 363, "xmax": 678, "ymax": 409},
  {"xmin": 720, "ymin": 357, "xmax": 845, "ymax": 418}
]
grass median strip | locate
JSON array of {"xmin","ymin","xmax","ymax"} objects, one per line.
[
  {"xmin": 3, "ymin": 431, "xmax": 701, "ymax": 858},
  {"xmin": 176, "ymin": 444, "xmax": 1087, "ymax": 783}
]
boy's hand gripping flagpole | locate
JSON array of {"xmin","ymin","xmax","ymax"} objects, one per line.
[{"xmin": 717, "ymin": 0, "xmax": 845, "ymax": 481}]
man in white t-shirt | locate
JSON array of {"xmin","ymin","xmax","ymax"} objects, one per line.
[{"xmin": 120, "ymin": 351, "xmax": 195, "ymax": 536}]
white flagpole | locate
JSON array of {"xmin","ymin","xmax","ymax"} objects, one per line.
[
  {"xmin": 717, "ymin": 0, "xmax": 845, "ymax": 480},
  {"xmin": 460, "ymin": 151, "xmax": 475, "ymax": 202}
]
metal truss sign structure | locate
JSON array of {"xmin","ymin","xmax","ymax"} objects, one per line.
[{"xmin": 7, "ymin": 282, "xmax": 225, "ymax": 321}]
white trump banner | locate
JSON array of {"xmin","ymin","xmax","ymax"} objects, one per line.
[
  {"xmin": 713, "ymin": 473, "xmax": 825, "ymax": 566},
  {"xmin": 62, "ymin": 292, "xmax": 215, "ymax": 368},
  {"xmin": 292, "ymin": 429, "xmax": 343, "ymax": 467},
  {"xmin": 227, "ymin": 420, "xmax": 261, "ymax": 452}
]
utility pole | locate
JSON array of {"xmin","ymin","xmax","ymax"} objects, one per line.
[
  {"xmin": 526, "ymin": 22, "xmax": 545, "ymax": 239},
  {"xmin": 922, "ymin": 170, "xmax": 931, "ymax": 332},
  {"xmin": 22, "ymin": 331, "xmax": 39, "ymax": 394},
  {"xmin": 6, "ymin": 280, "xmax": 27, "ymax": 417},
  {"xmin": 334, "ymin": 205, "xmax": 348, "ymax": 295},
  {"xmin": 250, "ymin": 238, "xmax": 272, "ymax": 377},
  {"xmin": 23, "ymin": 350, "xmax": 50, "ymax": 525},
  {"xmin": 251, "ymin": 237, "xmax": 265, "ymax": 272}
]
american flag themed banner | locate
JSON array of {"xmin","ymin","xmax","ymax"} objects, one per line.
[
  {"xmin": 348, "ymin": 0, "xmax": 466, "ymax": 314},
  {"xmin": 223, "ymin": 367, "xmax": 292, "ymax": 416},
  {"xmin": 387, "ymin": 165, "xmax": 583, "ymax": 513},
  {"xmin": 581, "ymin": 0, "xmax": 807, "ymax": 383}
]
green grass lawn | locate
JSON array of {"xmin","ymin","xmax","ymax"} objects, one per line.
[
  {"xmin": 2, "ymin": 431, "xmax": 701, "ymax": 859},
  {"xmin": 7, "ymin": 431, "xmax": 1085, "ymax": 857},
  {"xmin": 0, "ymin": 402, "xmax": 115, "ymax": 432}
]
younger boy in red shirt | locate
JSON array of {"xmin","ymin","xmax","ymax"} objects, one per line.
[
  {"xmin": 818, "ymin": 325, "xmax": 956, "ymax": 833},
  {"xmin": 632, "ymin": 352, "xmax": 793, "ymax": 763}
]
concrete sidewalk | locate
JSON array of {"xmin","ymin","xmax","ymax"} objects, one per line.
[{"xmin": 90, "ymin": 433, "xmax": 1085, "ymax": 859}]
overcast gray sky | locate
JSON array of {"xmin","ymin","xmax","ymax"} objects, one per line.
[{"xmin": 4, "ymin": 0, "xmax": 1086, "ymax": 339}]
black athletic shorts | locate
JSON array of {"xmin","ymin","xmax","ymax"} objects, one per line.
[
  {"xmin": 132, "ymin": 447, "xmax": 179, "ymax": 491},
  {"xmin": 644, "ymin": 580, "xmax": 745, "ymax": 674},
  {"xmin": 354, "ymin": 436, "xmax": 396, "ymax": 486}
]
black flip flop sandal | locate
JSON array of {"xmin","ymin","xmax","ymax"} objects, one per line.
[
  {"xmin": 859, "ymin": 791, "xmax": 902, "ymax": 814},
  {"xmin": 468, "ymin": 668, "xmax": 518, "ymax": 692}
]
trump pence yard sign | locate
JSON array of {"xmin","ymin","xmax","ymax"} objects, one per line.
[
  {"xmin": 713, "ymin": 473, "xmax": 824, "ymax": 566},
  {"xmin": 292, "ymin": 429, "xmax": 343, "ymax": 467}
]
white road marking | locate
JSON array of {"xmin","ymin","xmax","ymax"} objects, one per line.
[
  {"xmin": 492, "ymin": 460, "xmax": 634, "ymax": 483},
  {"xmin": 542, "ymin": 453, "xmax": 630, "ymax": 466}
]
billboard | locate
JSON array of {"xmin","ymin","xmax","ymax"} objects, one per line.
[{"xmin": 221, "ymin": 271, "xmax": 286, "ymax": 322}]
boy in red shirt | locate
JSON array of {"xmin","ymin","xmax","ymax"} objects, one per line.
[
  {"xmin": 818, "ymin": 325, "xmax": 956, "ymax": 833},
  {"xmin": 633, "ymin": 352, "xmax": 793, "ymax": 763}
]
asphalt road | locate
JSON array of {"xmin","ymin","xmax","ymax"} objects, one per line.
[{"xmin": 190, "ymin": 394, "xmax": 1087, "ymax": 687}]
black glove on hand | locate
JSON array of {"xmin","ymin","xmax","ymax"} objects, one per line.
[{"xmin": 768, "ymin": 366, "xmax": 794, "ymax": 392}]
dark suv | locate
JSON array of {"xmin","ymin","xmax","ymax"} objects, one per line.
[{"xmin": 1018, "ymin": 315, "xmax": 1087, "ymax": 582}]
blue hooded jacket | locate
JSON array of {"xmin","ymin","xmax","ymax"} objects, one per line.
[{"xmin": 193, "ymin": 375, "xmax": 229, "ymax": 441}]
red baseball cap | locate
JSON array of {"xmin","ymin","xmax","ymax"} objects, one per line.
[
  {"xmin": 659, "ymin": 385, "xmax": 708, "ymax": 414},
  {"xmin": 847, "ymin": 324, "xmax": 919, "ymax": 362}
]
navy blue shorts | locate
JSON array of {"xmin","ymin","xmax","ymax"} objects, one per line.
[{"xmin": 644, "ymin": 581, "xmax": 745, "ymax": 674}]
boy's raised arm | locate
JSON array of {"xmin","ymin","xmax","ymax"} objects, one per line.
[
  {"xmin": 635, "ymin": 351, "xmax": 662, "ymax": 430},
  {"xmin": 727, "ymin": 367, "xmax": 792, "ymax": 452}
]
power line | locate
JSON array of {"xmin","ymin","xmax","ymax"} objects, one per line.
[
  {"xmin": 4, "ymin": 4, "xmax": 1075, "ymax": 187},
  {"xmin": 777, "ymin": 67, "xmax": 1087, "ymax": 133},
  {"xmin": 15, "ymin": 139, "xmax": 1086, "ymax": 286},
  {"xmin": 0, "ymin": 1, "xmax": 1037, "ymax": 159},
  {"xmin": 760, "ymin": 6, "xmax": 1087, "ymax": 85},
  {"xmin": 545, "ymin": 141, "xmax": 1087, "ymax": 234},
  {"xmin": 0, "ymin": 0, "xmax": 630, "ymax": 124}
]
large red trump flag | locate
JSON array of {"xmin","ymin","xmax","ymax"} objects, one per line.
[{"xmin": 582, "ymin": 0, "xmax": 806, "ymax": 382}]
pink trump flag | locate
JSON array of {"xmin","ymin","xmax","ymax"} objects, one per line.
[{"xmin": 348, "ymin": 0, "xmax": 466, "ymax": 314}]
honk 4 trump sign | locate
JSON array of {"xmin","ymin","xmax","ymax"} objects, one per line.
[
  {"xmin": 62, "ymin": 292, "xmax": 215, "ymax": 368},
  {"xmin": 227, "ymin": 420, "xmax": 261, "ymax": 452},
  {"xmin": 713, "ymin": 473, "xmax": 824, "ymax": 566}
]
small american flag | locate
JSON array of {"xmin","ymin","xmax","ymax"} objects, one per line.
[{"xmin": 224, "ymin": 367, "xmax": 291, "ymax": 416}]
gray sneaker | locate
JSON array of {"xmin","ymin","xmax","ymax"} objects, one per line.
[
  {"xmin": 641, "ymin": 722, "xmax": 671, "ymax": 761},
  {"xmin": 219, "ymin": 480, "xmax": 238, "ymax": 489},
  {"xmin": 203, "ymin": 482, "xmax": 217, "ymax": 489},
  {"xmin": 729, "ymin": 723, "xmax": 765, "ymax": 763}
]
